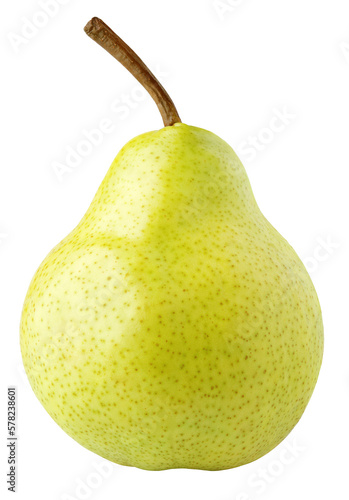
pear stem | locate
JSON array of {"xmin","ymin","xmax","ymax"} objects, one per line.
[{"xmin": 84, "ymin": 17, "xmax": 181, "ymax": 127}]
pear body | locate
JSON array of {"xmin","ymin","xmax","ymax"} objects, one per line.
[{"xmin": 20, "ymin": 123, "xmax": 323, "ymax": 470}]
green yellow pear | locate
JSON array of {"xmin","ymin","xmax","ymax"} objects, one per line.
[{"xmin": 20, "ymin": 17, "xmax": 323, "ymax": 471}]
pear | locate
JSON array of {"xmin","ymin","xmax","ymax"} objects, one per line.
[{"xmin": 20, "ymin": 17, "xmax": 323, "ymax": 471}]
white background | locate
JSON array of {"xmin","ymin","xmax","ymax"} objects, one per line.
[{"xmin": 1, "ymin": 0, "xmax": 348, "ymax": 499}]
